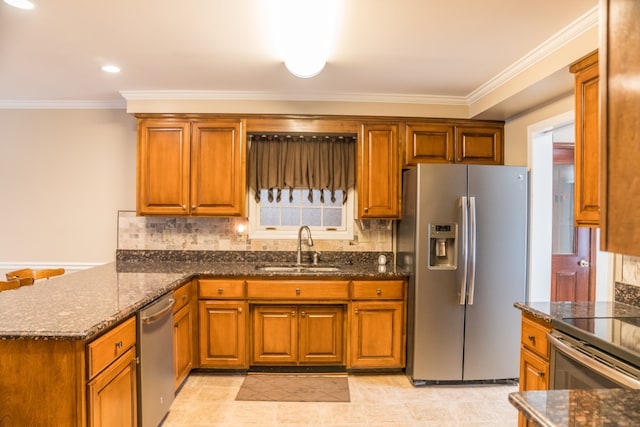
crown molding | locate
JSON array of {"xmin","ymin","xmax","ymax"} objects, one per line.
[
  {"xmin": 119, "ymin": 90, "xmax": 467, "ymax": 106},
  {"xmin": 466, "ymin": 5, "xmax": 598, "ymax": 104}
]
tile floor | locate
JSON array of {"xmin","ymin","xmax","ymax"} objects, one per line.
[{"xmin": 162, "ymin": 372, "xmax": 519, "ymax": 426}]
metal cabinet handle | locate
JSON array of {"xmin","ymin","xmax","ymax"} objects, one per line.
[
  {"xmin": 182, "ymin": 205, "xmax": 187, "ymax": 210},
  {"xmin": 528, "ymin": 335, "xmax": 536, "ymax": 344},
  {"xmin": 301, "ymin": 311, "xmax": 306, "ymax": 317},
  {"xmin": 296, "ymin": 288, "xmax": 301, "ymax": 295},
  {"xmin": 218, "ymin": 288, "xmax": 223, "ymax": 294},
  {"xmin": 238, "ymin": 307, "xmax": 242, "ymax": 313},
  {"xmin": 191, "ymin": 205, "xmax": 196, "ymax": 209},
  {"xmin": 291, "ymin": 310, "xmax": 296, "ymax": 317},
  {"xmin": 182, "ymin": 295, "xmax": 188, "ymax": 303},
  {"xmin": 364, "ymin": 207, "xmax": 369, "ymax": 213},
  {"xmin": 354, "ymin": 308, "xmax": 359, "ymax": 315},
  {"xmin": 115, "ymin": 341, "xmax": 123, "ymax": 349},
  {"xmin": 376, "ymin": 288, "xmax": 382, "ymax": 295}
]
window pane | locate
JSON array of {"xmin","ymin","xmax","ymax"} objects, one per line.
[
  {"xmin": 260, "ymin": 189, "xmax": 278, "ymax": 206},
  {"xmin": 261, "ymin": 207, "xmax": 280, "ymax": 226},
  {"xmin": 323, "ymin": 208, "xmax": 342, "ymax": 226},
  {"xmin": 302, "ymin": 208, "xmax": 322, "ymax": 226},
  {"xmin": 552, "ymin": 163, "xmax": 575, "ymax": 254},
  {"xmin": 281, "ymin": 207, "xmax": 300, "ymax": 225},
  {"xmin": 325, "ymin": 190, "xmax": 343, "ymax": 206},
  {"xmin": 302, "ymin": 189, "xmax": 322, "ymax": 206}
]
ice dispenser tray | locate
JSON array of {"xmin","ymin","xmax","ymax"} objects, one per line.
[{"xmin": 428, "ymin": 223, "xmax": 457, "ymax": 270}]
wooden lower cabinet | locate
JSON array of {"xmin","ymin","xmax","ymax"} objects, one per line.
[
  {"xmin": 349, "ymin": 301, "xmax": 404, "ymax": 368},
  {"xmin": 251, "ymin": 305, "xmax": 345, "ymax": 365},
  {"xmin": 518, "ymin": 312, "xmax": 551, "ymax": 427},
  {"xmin": 87, "ymin": 346, "xmax": 138, "ymax": 427},
  {"xmin": 173, "ymin": 281, "xmax": 195, "ymax": 390},
  {"xmin": 199, "ymin": 300, "xmax": 247, "ymax": 368}
]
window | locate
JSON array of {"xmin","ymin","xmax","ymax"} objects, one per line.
[{"xmin": 249, "ymin": 187, "xmax": 354, "ymax": 240}]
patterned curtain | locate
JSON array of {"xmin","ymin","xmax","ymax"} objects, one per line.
[{"xmin": 248, "ymin": 133, "xmax": 356, "ymax": 204}]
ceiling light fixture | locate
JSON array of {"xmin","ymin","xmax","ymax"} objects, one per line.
[
  {"xmin": 101, "ymin": 65, "xmax": 121, "ymax": 73},
  {"xmin": 4, "ymin": 0, "xmax": 35, "ymax": 9},
  {"xmin": 266, "ymin": 0, "xmax": 340, "ymax": 79}
]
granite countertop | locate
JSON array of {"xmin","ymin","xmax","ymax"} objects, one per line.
[
  {"xmin": 514, "ymin": 300, "xmax": 640, "ymax": 324},
  {"xmin": 0, "ymin": 258, "xmax": 404, "ymax": 341},
  {"xmin": 511, "ymin": 301, "xmax": 640, "ymax": 426},
  {"xmin": 509, "ymin": 389, "xmax": 640, "ymax": 427}
]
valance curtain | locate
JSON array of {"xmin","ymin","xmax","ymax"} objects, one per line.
[{"xmin": 248, "ymin": 133, "xmax": 356, "ymax": 204}]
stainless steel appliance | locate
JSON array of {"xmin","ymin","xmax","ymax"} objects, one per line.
[
  {"xmin": 137, "ymin": 293, "xmax": 175, "ymax": 427},
  {"xmin": 398, "ymin": 164, "xmax": 528, "ymax": 384},
  {"xmin": 550, "ymin": 317, "xmax": 640, "ymax": 390}
]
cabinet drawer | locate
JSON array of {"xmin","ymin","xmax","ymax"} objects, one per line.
[
  {"xmin": 173, "ymin": 281, "xmax": 193, "ymax": 313},
  {"xmin": 351, "ymin": 280, "xmax": 404, "ymax": 299},
  {"xmin": 521, "ymin": 315, "xmax": 550, "ymax": 359},
  {"xmin": 87, "ymin": 316, "xmax": 137, "ymax": 379},
  {"xmin": 199, "ymin": 279, "xmax": 245, "ymax": 299},
  {"xmin": 247, "ymin": 280, "xmax": 349, "ymax": 300}
]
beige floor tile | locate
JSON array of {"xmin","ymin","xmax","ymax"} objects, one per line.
[{"xmin": 162, "ymin": 373, "xmax": 518, "ymax": 427}]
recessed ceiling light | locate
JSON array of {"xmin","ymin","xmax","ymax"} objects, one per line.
[
  {"xmin": 101, "ymin": 65, "xmax": 121, "ymax": 73},
  {"xmin": 3, "ymin": 0, "xmax": 35, "ymax": 10}
]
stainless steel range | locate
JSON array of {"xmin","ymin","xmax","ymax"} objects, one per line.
[{"xmin": 550, "ymin": 316, "xmax": 640, "ymax": 390}]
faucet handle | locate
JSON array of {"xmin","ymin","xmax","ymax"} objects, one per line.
[{"xmin": 313, "ymin": 251, "xmax": 321, "ymax": 265}]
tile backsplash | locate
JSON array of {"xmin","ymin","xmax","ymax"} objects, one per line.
[
  {"xmin": 616, "ymin": 255, "xmax": 640, "ymax": 307},
  {"xmin": 117, "ymin": 211, "xmax": 393, "ymax": 253}
]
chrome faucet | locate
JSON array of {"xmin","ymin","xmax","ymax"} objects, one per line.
[{"xmin": 296, "ymin": 225, "xmax": 314, "ymax": 265}]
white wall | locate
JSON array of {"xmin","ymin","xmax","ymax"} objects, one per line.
[{"xmin": 0, "ymin": 109, "xmax": 137, "ymax": 268}]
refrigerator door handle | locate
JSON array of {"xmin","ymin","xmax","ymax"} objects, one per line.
[
  {"xmin": 459, "ymin": 196, "xmax": 468, "ymax": 305},
  {"xmin": 467, "ymin": 196, "xmax": 477, "ymax": 305}
]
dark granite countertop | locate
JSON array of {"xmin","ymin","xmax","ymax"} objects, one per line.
[
  {"xmin": 509, "ymin": 389, "xmax": 640, "ymax": 427},
  {"xmin": 514, "ymin": 301, "xmax": 640, "ymax": 324},
  {"xmin": 0, "ymin": 258, "xmax": 405, "ymax": 341}
]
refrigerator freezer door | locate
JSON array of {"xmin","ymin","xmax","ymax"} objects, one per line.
[
  {"xmin": 410, "ymin": 164, "xmax": 468, "ymax": 382},
  {"xmin": 463, "ymin": 165, "xmax": 528, "ymax": 381}
]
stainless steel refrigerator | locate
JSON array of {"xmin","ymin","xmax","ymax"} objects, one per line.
[{"xmin": 398, "ymin": 164, "xmax": 528, "ymax": 385}]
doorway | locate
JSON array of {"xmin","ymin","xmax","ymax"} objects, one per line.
[{"xmin": 551, "ymin": 143, "xmax": 596, "ymax": 302}]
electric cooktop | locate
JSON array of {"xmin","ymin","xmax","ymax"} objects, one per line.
[{"xmin": 554, "ymin": 316, "xmax": 640, "ymax": 368}]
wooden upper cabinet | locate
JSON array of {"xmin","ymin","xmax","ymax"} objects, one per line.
[
  {"xmin": 137, "ymin": 119, "xmax": 191, "ymax": 215},
  {"xmin": 137, "ymin": 118, "xmax": 245, "ymax": 217},
  {"xmin": 571, "ymin": 51, "xmax": 600, "ymax": 228},
  {"xmin": 405, "ymin": 122, "xmax": 454, "ymax": 165},
  {"xmin": 358, "ymin": 123, "xmax": 400, "ymax": 219},
  {"xmin": 191, "ymin": 121, "xmax": 245, "ymax": 216},
  {"xmin": 600, "ymin": 0, "xmax": 640, "ymax": 255},
  {"xmin": 455, "ymin": 125, "xmax": 503, "ymax": 164},
  {"xmin": 404, "ymin": 121, "xmax": 503, "ymax": 167}
]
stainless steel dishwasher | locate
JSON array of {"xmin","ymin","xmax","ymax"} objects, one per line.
[{"xmin": 137, "ymin": 292, "xmax": 175, "ymax": 427}]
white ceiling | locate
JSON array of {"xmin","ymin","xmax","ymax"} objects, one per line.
[{"xmin": 0, "ymin": 0, "xmax": 598, "ymax": 119}]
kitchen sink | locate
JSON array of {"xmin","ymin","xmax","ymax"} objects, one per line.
[{"xmin": 255, "ymin": 264, "xmax": 341, "ymax": 273}]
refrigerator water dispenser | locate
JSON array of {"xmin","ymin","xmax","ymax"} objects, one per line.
[{"xmin": 428, "ymin": 223, "xmax": 457, "ymax": 270}]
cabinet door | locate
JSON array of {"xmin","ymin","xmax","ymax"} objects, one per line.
[
  {"xmin": 173, "ymin": 303, "xmax": 194, "ymax": 390},
  {"xmin": 601, "ymin": 0, "xmax": 640, "ymax": 255},
  {"xmin": 519, "ymin": 347, "xmax": 549, "ymax": 391},
  {"xmin": 199, "ymin": 300, "xmax": 247, "ymax": 368},
  {"xmin": 349, "ymin": 301, "xmax": 404, "ymax": 368},
  {"xmin": 571, "ymin": 51, "xmax": 600, "ymax": 228},
  {"xmin": 404, "ymin": 123, "xmax": 454, "ymax": 166},
  {"xmin": 191, "ymin": 121, "xmax": 245, "ymax": 216},
  {"xmin": 358, "ymin": 123, "xmax": 400, "ymax": 218},
  {"xmin": 137, "ymin": 119, "xmax": 191, "ymax": 215},
  {"xmin": 87, "ymin": 347, "xmax": 137, "ymax": 427},
  {"xmin": 454, "ymin": 125, "xmax": 503, "ymax": 164},
  {"xmin": 252, "ymin": 305, "xmax": 297, "ymax": 365},
  {"xmin": 298, "ymin": 305, "xmax": 344, "ymax": 365}
]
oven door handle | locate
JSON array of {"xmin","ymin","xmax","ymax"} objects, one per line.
[{"xmin": 548, "ymin": 333, "xmax": 640, "ymax": 390}]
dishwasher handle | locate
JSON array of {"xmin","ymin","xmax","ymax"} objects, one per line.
[{"xmin": 141, "ymin": 297, "xmax": 176, "ymax": 325}]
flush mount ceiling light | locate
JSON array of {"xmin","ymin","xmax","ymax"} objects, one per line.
[
  {"xmin": 266, "ymin": 0, "xmax": 340, "ymax": 78},
  {"xmin": 4, "ymin": 0, "xmax": 35, "ymax": 9},
  {"xmin": 101, "ymin": 64, "xmax": 121, "ymax": 73}
]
